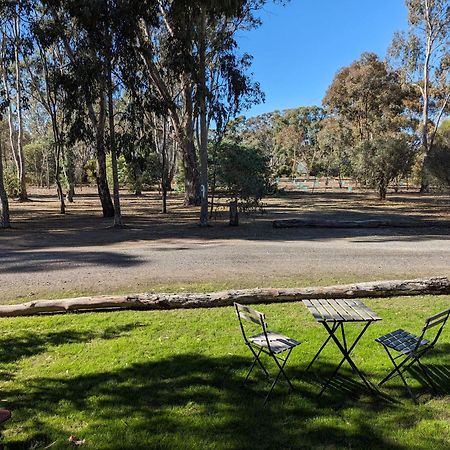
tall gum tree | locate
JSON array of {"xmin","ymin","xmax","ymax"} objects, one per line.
[
  {"xmin": 0, "ymin": 2, "xmax": 28, "ymax": 201},
  {"xmin": 388, "ymin": 0, "xmax": 450, "ymax": 191},
  {"xmin": 136, "ymin": 0, "xmax": 264, "ymax": 215},
  {"xmin": 40, "ymin": 0, "xmax": 116, "ymax": 218}
]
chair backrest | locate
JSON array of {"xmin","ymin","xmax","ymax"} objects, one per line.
[
  {"xmin": 421, "ymin": 308, "xmax": 450, "ymax": 347},
  {"xmin": 234, "ymin": 303, "xmax": 267, "ymax": 343}
]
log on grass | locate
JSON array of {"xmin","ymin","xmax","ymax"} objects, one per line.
[
  {"xmin": 0, "ymin": 277, "xmax": 449, "ymax": 317},
  {"xmin": 272, "ymin": 218, "xmax": 449, "ymax": 228}
]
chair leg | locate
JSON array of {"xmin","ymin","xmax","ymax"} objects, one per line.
[
  {"xmin": 273, "ymin": 349, "xmax": 294, "ymax": 390},
  {"xmin": 264, "ymin": 349, "xmax": 293, "ymax": 404},
  {"xmin": 244, "ymin": 346, "xmax": 268, "ymax": 385},
  {"xmin": 379, "ymin": 348, "xmax": 412, "ymax": 386},
  {"xmin": 379, "ymin": 346, "xmax": 415, "ymax": 401}
]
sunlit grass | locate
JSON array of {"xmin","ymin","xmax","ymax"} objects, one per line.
[{"xmin": 0, "ymin": 295, "xmax": 449, "ymax": 449}]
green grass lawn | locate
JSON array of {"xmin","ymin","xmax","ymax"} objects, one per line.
[{"xmin": 0, "ymin": 295, "xmax": 449, "ymax": 449}]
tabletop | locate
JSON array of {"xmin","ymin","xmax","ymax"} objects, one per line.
[{"xmin": 303, "ymin": 298, "xmax": 382, "ymax": 323}]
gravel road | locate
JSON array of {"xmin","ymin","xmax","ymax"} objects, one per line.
[{"xmin": 1, "ymin": 221, "xmax": 449, "ymax": 302}]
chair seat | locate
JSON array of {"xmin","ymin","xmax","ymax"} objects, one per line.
[
  {"xmin": 249, "ymin": 331, "xmax": 300, "ymax": 354},
  {"xmin": 376, "ymin": 329, "xmax": 429, "ymax": 355}
]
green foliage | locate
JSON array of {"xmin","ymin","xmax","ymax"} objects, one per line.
[
  {"xmin": 427, "ymin": 143, "xmax": 450, "ymax": 191},
  {"xmin": 3, "ymin": 171, "xmax": 20, "ymax": 198},
  {"xmin": 214, "ymin": 141, "xmax": 272, "ymax": 208},
  {"xmin": 24, "ymin": 138, "xmax": 54, "ymax": 187},
  {"xmin": 427, "ymin": 124, "xmax": 450, "ymax": 191},
  {"xmin": 273, "ymin": 106, "xmax": 325, "ymax": 177},
  {"xmin": 105, "ymin": 153, "xmax": 161, "ymax": 193},
  {"xmin": 106, "ymin": 154, "xmax": 127, "ymax": 188},
  {"xmin": 323, "ymin": 53, "xmax": 407, "ymax": 144},
  {"xmin": 352, "ymin": 137, "xmax": 416, "ymax": 199},
  {"xmin": 123, "ymin": 152, "xmax": 161, "ymax": 194},
  {"xmin": 317, "ymin": 117, "xmax": 353, "ymax": 178},
  {"xmin": 83, "ymin": 159, "xmax": 97, "ymax": 185}
]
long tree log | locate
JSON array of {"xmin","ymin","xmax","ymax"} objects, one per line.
[
  {"xmin": 273, "ymin": 218, "xmax": 450, "ymax": 229},
  {"xmin": 0, "ymin": 277, "xmax": 449, "ymax": 317}
]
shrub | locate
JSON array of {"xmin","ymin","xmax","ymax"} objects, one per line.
[
  {"xmin": 427, "ymin": 143, "xmax": 450, "ymax": 192},
  {"xmin": 3, "ymin": 171, "xmax": 20, "ymax": 198},
  {"xmin": 214, "ymin": 141, "xmax": 272, "ymax": 209},
  {"xmin": 352, "ymin": 137, "xmax": 416, "ymax": 199}
]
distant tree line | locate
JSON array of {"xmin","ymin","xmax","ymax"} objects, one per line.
[
  {"xmin": 0, "ymin": 0, "xmax": 449, "ymax": 229},
  {"xmin": 226, "ymin": 0, "xmax": 450, "ymax": 200}
]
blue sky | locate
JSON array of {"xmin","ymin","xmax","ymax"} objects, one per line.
[{"xmin": 237, "ymin": 0, "xmax": 408, "ymax": 117}]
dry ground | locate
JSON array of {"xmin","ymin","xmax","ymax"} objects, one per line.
[{"xmin": 1, "ymin": 185, "xmax": 450, "ymax": 303}]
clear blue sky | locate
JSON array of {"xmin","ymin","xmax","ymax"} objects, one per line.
[{"xmin": 237, "ymin": 0, "xmax": 408, "ymax": 117}]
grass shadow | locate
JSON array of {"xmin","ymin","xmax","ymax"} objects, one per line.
[{"xmin": 2, "ymin": 354, "xmax": 418, "ymax": 449}]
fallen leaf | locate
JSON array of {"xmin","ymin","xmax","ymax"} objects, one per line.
[{"xmin": 68, "ymin": 435, "xmax": 86, "ymax": 446}]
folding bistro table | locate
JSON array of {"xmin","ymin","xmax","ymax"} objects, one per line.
[{"xmin": 303, "ymin": 298, "xmax": 382, "ymax": 396}]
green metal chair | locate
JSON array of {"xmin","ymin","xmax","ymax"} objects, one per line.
[
  {"xmin": 234, "ymin": 302, "xmax": 300, "ymax": 403},
  {"xmin": 376, "ymin": 308, "xmax": 450, "ymax": 401}
]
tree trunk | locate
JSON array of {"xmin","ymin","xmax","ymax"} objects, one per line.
[
  {"xmin": 182, "ymin": 80, "xmax": 200, "ymax": 206},
  {"xmin": 64, "ymin": 146, "xmax": 76, "ymax": 202},
  {"xmin": 0, "ymin": 277, "xmax": 448, "ymax": 317},
  {"xmin": 229, "ymin": 200, "xmax": 239, "ymax": 226},
  {"xmin": 54, "ymin": 140, "xmax": 66, "ymax": 214},
  {"xmin": 13, "ymin": 12, "xmax": 27, "ymax": 201},
  {"xmin": 420, "ymin": 6, "xmax": 432, "ymax": 194},
  {"xmin": 0, "ymin": 140, "xmax": 11, "ymax": 228},
  {"xmin": 106, "ymin": 48, "xmax": 123, "ymax": 227},
  {"xmin": 162, "ymin": 182, "xmax": 168, "ymax": 214},
  {"xmin": 93, "ymin": 93, "xmax": 114, "ymax": 218},
  {"xmin": 161, "ymin": 120, "xmax": 168, "ymax": 214},
  {"xmin": 1, "ymin": 39, "xmax": 21, "ymax": 187},
  {"xmin": 198, "ymin": 9, "xmax": 209, "ymax": 226}
]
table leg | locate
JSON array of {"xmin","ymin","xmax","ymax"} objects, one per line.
[
  {"xmin": 319, "ymin": 321, "xmax": 374, "ymax": 396},
  {"xmin": 306, "ymin": 322, "xmax": 339, "ymax": 371}
]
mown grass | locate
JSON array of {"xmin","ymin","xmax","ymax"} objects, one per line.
[{"xmin": 0, "ymin": 295, "xmax": 449, "ymax": 449}]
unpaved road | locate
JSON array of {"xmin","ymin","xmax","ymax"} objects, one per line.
[{"xmin": 1, "ymin": 190, "xmax": 449, "ymax": 303}]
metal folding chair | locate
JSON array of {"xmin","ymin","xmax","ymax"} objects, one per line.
[
  {"xmin": 234, "ymin": 302, "xmax": 300, "ymax": 403},
  {"xmin": 376, "ymin": 308, "xmax": 450, "ymax": 401}
]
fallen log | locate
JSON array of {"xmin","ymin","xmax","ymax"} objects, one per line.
[
  {"xmin": 0, "ymin": 277, "xmax": 449, "ymax": 317},
  {"xmin": 272, "ymin": 218, "xmax": 450, "ymax": 228}
]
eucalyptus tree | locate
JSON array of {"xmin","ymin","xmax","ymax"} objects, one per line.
[
  {"xmin": 353, "ymin": 137, "xmax": 416, "ymax": 200},
  {"xmin": 135, "ymin": 0, "xmax": 264, "ymax": 225},
  {"xmin": 427, "ymin": 119, "xmax": 450, "ymax": 190},
  {"xmin": 317, "ymin": 116, "xmax": 353, "ymax": 186},
  {"xmin": 23, "ymin": 11, "xmax": 68, "ymax": 213},
  {"xmin": 38, "ymin": 0, "xmax": 134, "ymax": 224},
  {"xmin": 273, "ymin": 106, "xmax": 325, "ymax": 177},
  {"xmin": 0, "ymin": 1, "xmax": 28, "ymax": 201},
  {"xmin": 0, "ymin": 94, "xmax": 10, "ymax": 227},
  {"xmin": 324, "ymin": 53, "xmax": 407, "ymax": 144},
  {"xmin": 152, "ymin": 114, "xmax": 177, "ymax": 213},
  {"xmin": 323, "ymin": 53, "xmax": 412, "ymax": 198},
  {"xmin": 0, "ymin": 2, "xmax": 10, "ymax": 226},
  {"xmin": 388, "ymin": 0, "xmax": 450, "ymax": 191}
]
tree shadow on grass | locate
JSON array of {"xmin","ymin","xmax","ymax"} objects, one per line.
[{"xmin": 2, "ymin": 354, "xmax": 426, "ymax": 450}]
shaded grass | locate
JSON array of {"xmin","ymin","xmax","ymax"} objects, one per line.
[{"xmin": 0, "ymin": 295, "xmax": 449, "ymax": 449}]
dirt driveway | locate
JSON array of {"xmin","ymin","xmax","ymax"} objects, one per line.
[{"xmin": 1, "ymin": 189, "xmax": 449, "ymax": 303}]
